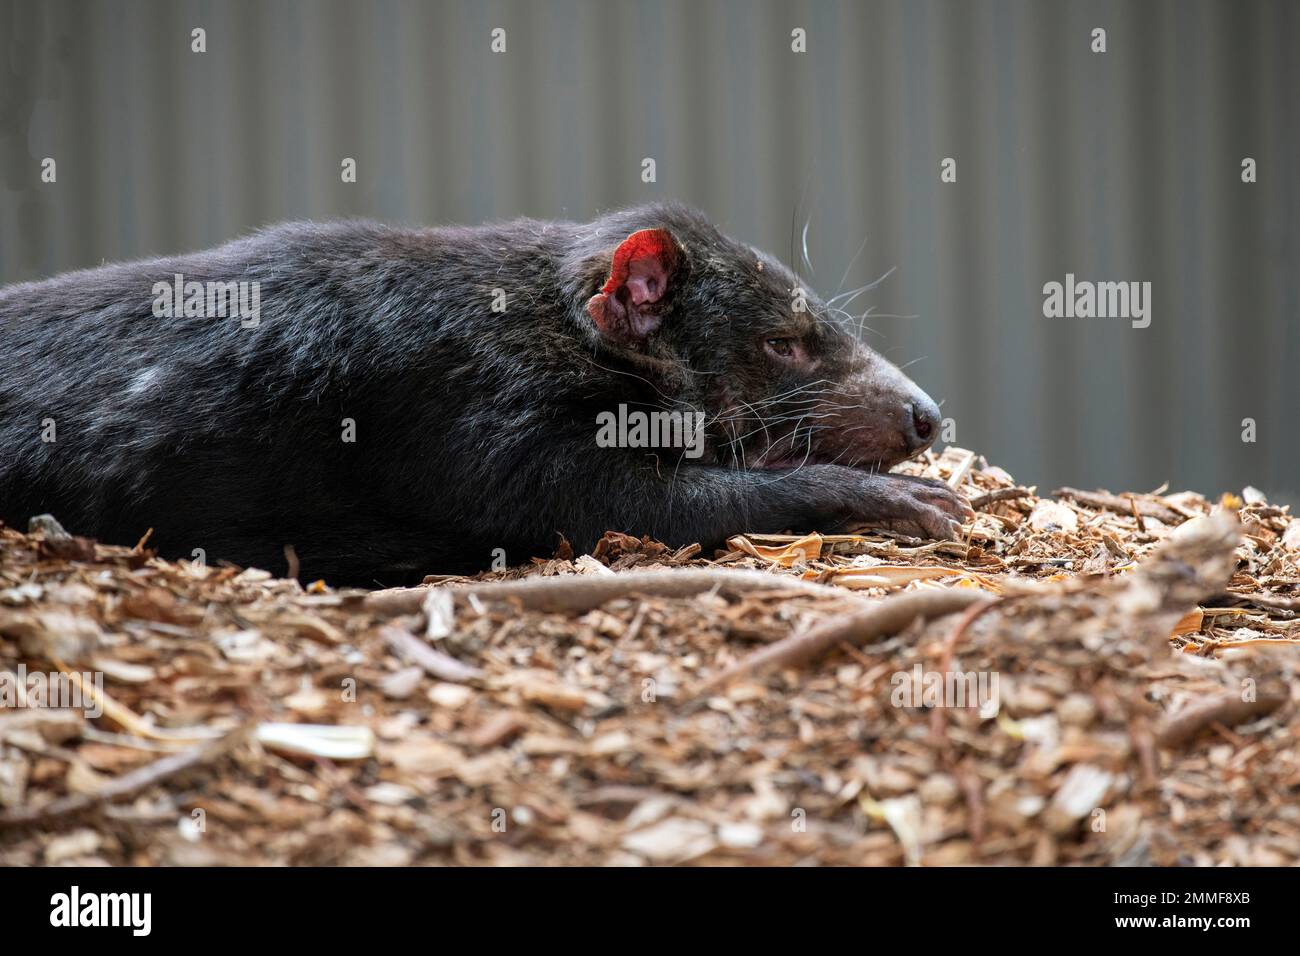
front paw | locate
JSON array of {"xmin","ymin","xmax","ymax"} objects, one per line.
[
  {"xmin": 839, "ymin": 473, "xmax": 973, "ymax": 540},
  {"xmin": 883, "ymin": 475, "xmax": 973, "ymax": 539}
]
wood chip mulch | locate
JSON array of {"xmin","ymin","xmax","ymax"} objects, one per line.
[{"xmin": 1, "ymin": 446, "xmax": 1297, "ymax": 866}]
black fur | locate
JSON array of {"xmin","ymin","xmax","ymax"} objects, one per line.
[{"xmin": 0, "ymin": 202, "xmax": 966, "ymax": 585}]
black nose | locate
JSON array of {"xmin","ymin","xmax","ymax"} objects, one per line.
[{"xmin": 905, "ymin": 396, "xmax": 941, "ymax": 453}]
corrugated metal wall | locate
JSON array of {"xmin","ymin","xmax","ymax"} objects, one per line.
[{"xmin": 2, "ymin": 0, "xmax": 1297, "ymax": 499}]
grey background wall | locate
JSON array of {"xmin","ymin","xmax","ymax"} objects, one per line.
[{"xmin": 2, "ymin": 0, "xmax": 1297, "ymax": 500}]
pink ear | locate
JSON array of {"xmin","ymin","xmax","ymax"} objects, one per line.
[{"xmin": 585, "ymin": 228, "xmax": 679, "ymax": 343}]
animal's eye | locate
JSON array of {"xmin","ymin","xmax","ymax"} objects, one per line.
[{"xmin": 765, "ymin": 338, "xmax": 795, "ymax": 358}]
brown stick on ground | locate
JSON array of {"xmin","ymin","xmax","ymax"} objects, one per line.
[
  {"xmin": 968, "ymin": 487, "xmax": 1033, "ymax": 510},
  {"xmin": 1126, "ymin": 494, "xmax": 1146, "ymax": 533},
  {"xmin": 1221, "ymin": 591, "xmax": 1300, "ymax": 612},
  {"xmin": 947, "ymin": 451, "xmax": 977, "ymax": 490},
  {"xmin": 930, "ymin": 595, "xmax": 1016, "ymax": 744},
  {"xmin": 1053, "ymin": 487, "xmax": 1185, "ymax": 525},
  {"xmin": 364, "ymin": 568, "xmax": 869, "ymax": 617},
  {"xmin": 690, "ymin": 588, "xmax": 989, "ymax": 699},
  {"xmin": 1156, "ymin": 690, "xmax": 1287, "ymax": 749},
  {"xmin": 381, "ymin": 624, "xmax": 484, "ymax": 683},
  {"xmin": 0, "ymin": 723, "xmax": 254, "ymax": 827}
]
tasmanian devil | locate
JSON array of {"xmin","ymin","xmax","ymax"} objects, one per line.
[{"xmin": 0, "ymin": 202, "xmax": 969, "ymax": 585}]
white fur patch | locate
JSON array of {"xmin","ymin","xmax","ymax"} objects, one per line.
[{"xmin": 128, "ymin": 366, "xmax": 163, "ymax": 395}]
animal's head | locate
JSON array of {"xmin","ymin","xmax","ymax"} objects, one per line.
[{"xmin": 571, "ymin": 202, "xmax": 942, "ymax": 471}]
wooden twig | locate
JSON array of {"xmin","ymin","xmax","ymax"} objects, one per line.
[
  {"xmin": 1126, "ymin": 494, "xmax": 1146, "ymax": 533},
  {"xmin": 935, "ymin": 596, "xmax": 1012, "ymax": 674},
  {"xmin": 51, "ymin": 657, "xmax": 221, "ymax": 744},
  {"xmin": 947, "ymin": 451, "xmax": 977, "ymax": 490},
  {"xmin": 929, "ymin": 595, "xmax": 1015, "ymax": 743},
  {"xmin": 0, "ymin": 723, "xmax": 253, "ymax": 827},
  {"xmin": 621, "ymin": 601, "xmax": 649, "ymax": 644},
  {"xmin": 364, "ymin": 568, "xmax": 868, "ymax": 617},
  {"xmin": 1221, "ymin": 591, "xmax": 1300, "ymax": 613},
  {"xmin": 968, "ymin": 487, "xmax": 1032, "ymax": 510},
  {"xmin": 690, "ymin": 588, "xmax": 988, "ymax": 698},
  {"xmin": 1156, "ymin": 690, "xmax": 1287, "ymax": 749},
  {"xmin": 1053, "ymin": 487, "xmax": 1184, "ymax": 526},
  {"xmin": 380, "ymin": 624, "xmax": 484, "ymax": 683}
]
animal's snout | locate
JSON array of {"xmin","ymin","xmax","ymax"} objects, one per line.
[
  {"xmin": 780, "ymin": 342, "xmax": 945, "ymax": 471},
  {"xmin": 904, "ymin": 395, "xmax": 941, "ymax": 454}
]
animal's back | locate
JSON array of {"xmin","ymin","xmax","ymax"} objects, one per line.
[{"xmin": 0, "ymin": 218, "xmax": 572, "ymax": 579}]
